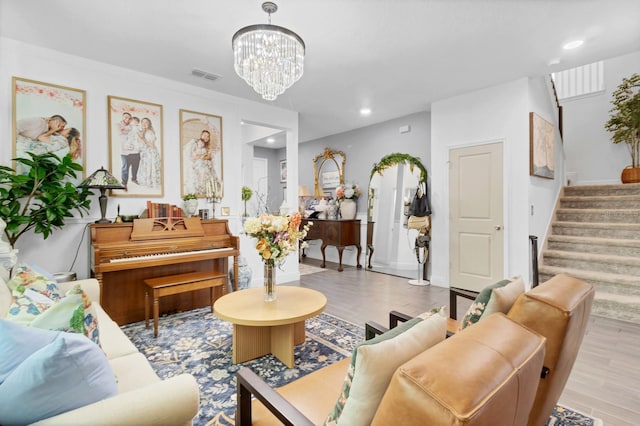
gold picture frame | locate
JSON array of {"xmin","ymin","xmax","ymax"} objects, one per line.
[
  {"xmin": 529, "ymin": 112, "xmax": 555, "ymax": 179},
  {"xmin": 108, "ymin": 96, "xmax": 164, "ymax": 196},
  {"xmin": 12, "ymin": 77, "xmax": 86, "ymax": 178},
  {"xmin": 179, "ymin": 109, "xmax": 223, "ymax": 198}
]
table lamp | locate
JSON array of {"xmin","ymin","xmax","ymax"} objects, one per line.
[{"xmin": 79, "ymin": 166, "xmax": 125, "ymax": 223}]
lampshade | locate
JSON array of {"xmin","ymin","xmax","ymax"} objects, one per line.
[
  {"xmin": 298, "ymin": 185, "xmax": 311, "ymax": 197},
  {"xmin": 79, "ymin": 167, "xmax": 125, "ymax": 190},
  {"xmin": 232, "ymin": 2, "xmax": 305, "ymax": 101},
  {"xmin": 78, "ymin": 167, "xmax": 124, "ymax": 224}
]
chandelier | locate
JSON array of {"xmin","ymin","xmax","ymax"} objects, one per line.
[{"xmin": 232, "ymin": 2, "xmax": 305, "ymax": 101}]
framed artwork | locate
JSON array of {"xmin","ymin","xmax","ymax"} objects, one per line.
[
  {"xmin": 12, "ymin": 77, "xmax": 86, "ymax": 178},
  {"xmin": 108, "ymin": 96, "xmax": 163, "ymax": 197},
  {"xmin": 280, "ymin": 160, "xmax": 287, "ymax": 183},
  {"xmin": 322, "ymin": 170, "xmax": 340, "ymax": 188},
  {"xmin": 529, "ymin": 112, "xmax": 555, "ymax": 179},
  {"xmin": 179, "ymin": 109, "xmax": 223, "ymax": 198}
]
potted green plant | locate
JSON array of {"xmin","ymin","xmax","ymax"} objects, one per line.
[
  {"xmin": 0, "ymin": 152, "xmax": 91, "ymax": 247},
  {"xmin": 182, "ymin": 193, "xmax": 198, "ymax": 217},
  {"xmin": 241, "ymin": 186, "xmax": 253, "ymax": 217},
  {"xmin": 605, "ymin": 73, "xmax": 640, "ymax": 183}
]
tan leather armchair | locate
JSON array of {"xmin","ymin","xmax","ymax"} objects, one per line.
[
  {"xmin": 507, "ymin": 274, "xmax": 594, "ymax": 425},
  {"xmin": 368, "ymin": 273, "xmax": 595, "ymax": 426},
  {"xmin": 236, "ymin": 313, "xmax": 546, "ymax": 425}
]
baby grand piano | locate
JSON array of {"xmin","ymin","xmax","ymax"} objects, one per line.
[{"xmin": 90, "ymin": 217, "xmax": 239, "ymax": 325}]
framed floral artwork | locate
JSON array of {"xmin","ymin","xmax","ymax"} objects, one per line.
[
  {"xmin": 529, "ymin": 112, "xmax": 555, "ymax": 179},
  {"xmin": 12, "ymin": 77, "xmax": 86, "ymax": 178},
  {"xmin": 179, "ymin": 109, "xmax": 223, "ymax": 198},
  {"xmin": 108, "ymin": 96, "xmax": 163, "ymax": 197}
]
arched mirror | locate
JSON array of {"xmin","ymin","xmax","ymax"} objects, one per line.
[
  {"xmin": 367, "ymin": 153, "xmax": 429, "ymax": 279},
  {"xmin": 313, "ymin": 148, "xmax": 346, "ymax": 197}
]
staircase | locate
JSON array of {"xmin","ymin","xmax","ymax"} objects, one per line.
[{"xmin": 539, "ymin": 183, "xmax": 640, "ymax": 324}]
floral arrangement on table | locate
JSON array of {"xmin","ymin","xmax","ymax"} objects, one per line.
[
  {"xmin": 335, "ymin": 183, "xmax": 362, "ymax": 201},
  {"xmin": 243, "ymin": 211, "xmax": 312, "ymax": 266}
]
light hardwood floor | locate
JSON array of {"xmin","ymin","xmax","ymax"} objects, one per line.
[{"xmin": 292, "ymin": 260, "xmax": 640, "ymax": 426}]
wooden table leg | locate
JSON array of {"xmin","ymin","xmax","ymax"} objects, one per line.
[
  {"xmin": 271, "ymin": 324, "xmax": 296, "ymax": 368},
  {"xmin": 320, "ymin": 243, "xmax": 327, "ymax": 268},
  {"xmin": 356, "ymin": 243, "xmax": 362, "ymax": 269},
  {"xmin": 153, "ymin": 290, "xmax": 159, "ymax": 338},
  {"xmin": 144, "ymin": 289, "xmax": 150, "ymax": 329},
  {"xmin": 367, "ymin": 244, "xmax": 375, "ymax": 269},
  {"xmin": 337, "ymin": 246, "xmax": 345, "ymax": 272}
]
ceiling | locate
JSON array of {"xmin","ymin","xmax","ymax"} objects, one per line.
[{"xmin": 2, "ymin": 0, "xmax": 639, "ymax": 146}]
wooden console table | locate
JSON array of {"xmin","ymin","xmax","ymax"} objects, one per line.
[{"xmin": 301, "ymin": 219, "xmax": 362, "ymax": 272}]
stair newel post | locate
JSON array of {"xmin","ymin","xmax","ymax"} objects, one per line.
[{"xmin": 529, "ymin": 235, "xmax": 539, "ymax": 288}]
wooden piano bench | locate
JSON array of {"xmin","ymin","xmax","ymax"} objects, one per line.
[{"xmin": 143, "ymin": 271, "xmax": 227, "ymax": 337}]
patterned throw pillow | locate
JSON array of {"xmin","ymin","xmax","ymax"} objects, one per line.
[
  {"xmin": 6, "ymin": 263, "xmax": 63, "ymax": 300},
  {"xmin": 30, "ymin": 285, "xmax": 100, "ymax": 345},
  {"xmin": 324, "ymin": 306, "xmax": 447, "ymax": 426},
  {"xmin": 458, "ymin": 278, "xmax": 513, "ymax": 330},
  {"xmin": 6, "ymin": 265, "xmax": 100, "ymax": 345}
]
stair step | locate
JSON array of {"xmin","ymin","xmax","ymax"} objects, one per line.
[
  {"xmin": 542, "ymin": 250, "xmax": 640, "ymax": 275},
  {"xmin": 556, "ymin": 208, "xmax": 640, "ymax": 224},
  {"xmin": 547, "ymin": 235, "xmax": 640, "ymax": 257},
  {"xmin": 560, "ymin": 195, "xmax": 640, "ymax": 209},
  {"xmin": 564, "ymin": 183, "xmax": 640, "ymax": 197},
  {"xmin": 551, "ymin": 221, "xmax": 640, "ymax": 240},
  {"xmin": 538, "ymin": 265, "xmax": 640, "ymax": 297}
]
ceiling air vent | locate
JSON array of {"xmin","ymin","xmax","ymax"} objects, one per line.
[{"xmin": 191, "ymin": 68, "xmax": 221, "ymax": 82}]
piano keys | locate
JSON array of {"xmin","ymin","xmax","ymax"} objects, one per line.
[{"xmin": 90, "ymin": 217, "xmax": 240, "ymax": 325}]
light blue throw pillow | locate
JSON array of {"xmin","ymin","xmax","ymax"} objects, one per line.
[
  {"xmin": 0, "ymin": 331, "xmax": 118, "ymax": 425},
  {"xmin": 0, "ymin": 319, "xmax": 61, "ymax": 384}
]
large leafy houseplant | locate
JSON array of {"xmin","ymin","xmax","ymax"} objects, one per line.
[
  {"xmin": 0, "ymin": 153, "xmax": 91, "ymax": 247},
  {"xmin": 605, "ymin": 73, "xmax": 640, "ymax": 182}
]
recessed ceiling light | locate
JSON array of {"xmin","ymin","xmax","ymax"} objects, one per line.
[
  {"xmin": 360, "ymin": 108, "xmax": 372, "ymax": 116},
  {"xmin": 563, "ymin": 40, "xmax": 584, "ymax": 50},
  {"xmin": 548, "ymin": 58, "xmax": 561, "ymax": 66},
  {"xmin": 266, "ymin": 137, "xmax": 275, "ymax": 143}
]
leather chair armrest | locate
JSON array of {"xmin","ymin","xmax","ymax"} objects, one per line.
[
  {"xmin": 236, "ymin": 367, "xmax": 314, "ymax": 426},
  {"xmin": 365, "ymin": 321, "xmax": 388, "ymax": 340}
]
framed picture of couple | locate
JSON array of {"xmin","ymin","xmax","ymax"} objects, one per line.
[
  {"xmin": 12, "ymin": 77, "xmax": 86, "ymax": 179},
  {"xmin": 107, "ymin": 96, "xmax": 164, "ymax": 197},
  {"xmin": 179, "ymin": 109, "xmax": 223, "ymax": 199}
]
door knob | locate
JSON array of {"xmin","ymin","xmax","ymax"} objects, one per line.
[{"xmin": 495, "ymin": 225, "xmax": 502, "ymax": 230}]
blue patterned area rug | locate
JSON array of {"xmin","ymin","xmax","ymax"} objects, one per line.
[{"xmin": 121, "ymin": 307, "xmax": 600, "ymax": 426}]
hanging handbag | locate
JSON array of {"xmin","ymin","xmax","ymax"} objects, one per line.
[
  {"xmin": 408, "ymin": 215, "xmax": 431, "ymax": 230},
  {"xmin": 406, "ymin": 183, "xmax": 432, "ymax": 229}
]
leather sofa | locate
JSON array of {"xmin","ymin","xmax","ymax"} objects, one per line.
[
  {"xmin": 236, "ymin": 274, "xmax": 594, "ymax": 425},
  {"xmin": 0, "ymin": 266, "xmax": 200, "ymax": 425}
]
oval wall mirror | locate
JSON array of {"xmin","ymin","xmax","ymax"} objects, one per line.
[
  {"xmin": 313, "ymin": 148, "xmax": 346, "ymax": 198},
  {"xmin": 367, "ymin": 153, "xmax": 429, "ymax": 278}
]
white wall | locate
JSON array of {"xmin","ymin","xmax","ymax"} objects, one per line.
[
  {"xmin": 563, "ymin": 50, "xmax": 640, "ymax": 185},
  {"xmin": 431, "ymin": 79, "xmax": 531, "ymax": 287},
  {"xmin": 527, "ymin": 76, "xmax": 566, "ymax": 253},
  {"xmin": 0, "ymin": 37, "xmax": 300, "ymax": 282},
  {"xmin": 298, "ymin": 112, "xmax": 430, "ymax": 268}
]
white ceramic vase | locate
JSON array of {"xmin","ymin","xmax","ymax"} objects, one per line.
[
  {"xmin": 340, "ymin": 198, "xmax": 357, "ymax": 220},
  {"xmin": 184, "ymin": 199, "xmax": 198, "ymax": 217}
]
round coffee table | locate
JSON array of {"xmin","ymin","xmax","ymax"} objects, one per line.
[{"xmin": 214, "ymin": 286, "xmax": 327, "ymax": 368}]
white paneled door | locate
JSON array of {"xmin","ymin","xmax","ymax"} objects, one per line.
[{"xmin": 449, "ymin": 142, "xmax": 504, "ymax": 292}]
